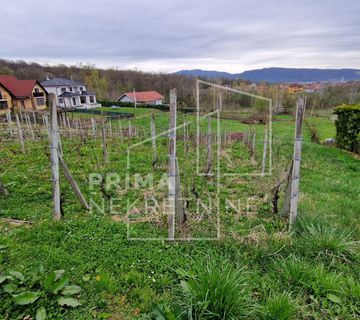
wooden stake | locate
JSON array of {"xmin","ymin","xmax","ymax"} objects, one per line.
[
  {"xmin": 150, "ymin": 113, "xmax": 158, "ymax": 168},
  {"xmin": 119, "ymin": 120, "xmax": 123, "ymax": 142},
  {"xmin": 58, "ymin": 155, "xmax": 90, "ymax": 210},
  {"xmin": 49, "ymin": 95, "xmax": 61, "ymax": 220},
  {"xmin": 102, "ymin": 121, "xmax": 108, "ymax": 163},
  {"xmin": 168, "ymin": 89, "xmax": 184, "ymax": 240},
  {"xmin": 15, "ymin": 113, "xmax": 25, "ymax": 154},
  {"xmin": 261, "ymin": 123, "xmax": 268, "ymax": 176},
  {"xmin": 26, "ymin": 113, "xmax": 36, "ymax": 140},
  {"xmin": 205, "ymin": 115, "xmax": 212, "ymax": 174},
  {"xmin": 289, "ymin": 96, "xmax": 306, "ymax": 228}
]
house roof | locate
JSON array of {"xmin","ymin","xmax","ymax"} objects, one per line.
[
  {"xmin": 119, "ymin": 91, "xmax": 164, "ymax": 103},
  {"xmin": 0, "ymin": 75, "xmax": 44, "ymax": 98},
  {"xmin": 41, "ymin": 77, "xmax": 84, "ymax": 87},
  {"xmin": 58, "ymin": 91, "xmax": 95, "ymax": 97}
]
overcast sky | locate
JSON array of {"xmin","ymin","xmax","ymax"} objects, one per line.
[{"xmin": 0, "ymin": 0, "xmax": 359, "ymax": 73}]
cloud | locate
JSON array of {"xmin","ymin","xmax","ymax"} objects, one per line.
[{"xmin": 0, "ymin": 0, "xmax": 359, "ymax": 72}]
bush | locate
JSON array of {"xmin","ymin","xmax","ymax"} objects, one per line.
[{"xmin": 333, "ymin": 104, "xmax": 360, "ymax": 153}]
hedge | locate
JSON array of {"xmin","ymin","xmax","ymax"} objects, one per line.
[
  {"xmin": 98, "ymin": 100, "xmax": 170, "ymax": 111},
  {"xmin": 333, "ymin": 104, "xmax": 360, "ymax": 153},
  {"xmin": 98, "ymin": 100, "xmax": 195, "ymax": 113}
]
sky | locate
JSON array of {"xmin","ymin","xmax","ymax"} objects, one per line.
[{"xmin": 0, "ymin": 0, "xmax": 359, "ymax": 73}]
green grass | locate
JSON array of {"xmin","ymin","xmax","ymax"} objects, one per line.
[{"xmin": 0, "ymin": 109, "xmax": 359, "ymax": 319}]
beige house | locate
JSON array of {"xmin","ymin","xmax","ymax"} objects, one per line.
[
  {"xmin": 0, "ymin": 75, "xmax": 48, "ymax": 113},
  {"xmin": 0, "ymin": 83, "xmax": 13, "ymax": 115}
]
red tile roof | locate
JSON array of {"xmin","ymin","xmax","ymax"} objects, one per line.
[
  {"xmin": 123, "ymin": 91, "xmax": 164, "ymax": 103},
  {"xmin": 0, "ymin": 75, "xmax": 39, "ymax": 98}
]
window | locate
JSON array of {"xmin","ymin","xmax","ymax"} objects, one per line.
[
  {"xmin": 20, "ymin": 101, "xmax": 25, "ymax": 108},
  {"xmin": 90, "ymin": 96, "xmax": 95, "ymax": 103},
  {"xmin": 34, "ymin": 88, "xmax": 39, "ymax": 93},
  {"xmin": 0, "ymin": 101, "xmax": 8, "ymax": 110},
  {"xmin": 0, "ymin": 91, "xmax": 3, "ymax": 100},
  {"xmin": 59, "ymin": 98, "xmax": 64, "ymax": 104},
  {"xmin": 79, "ymin": 87, "xmax": 83, "ymax": 92},
  {"xmin": 61, "ymin": 87, "xmax": 66, "ymax": 92},
  {"xmin": 36, "ymin": 98, "xmax": 45, "ymax": 106},
  {"xmin": 72, "ymin": 98, "xmax": 77, "ymax": 105},
  {"xmin": 80, "ymin": 96, "xmax": 86, "ymax": 104},
  {"xmin": 69, "ymin": 87, "xmax": 73, "ymax": 92}
]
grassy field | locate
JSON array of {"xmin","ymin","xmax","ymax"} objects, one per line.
[{"xmin": 0, "ymin": 108, "xmax": 359, "ymax": 319}]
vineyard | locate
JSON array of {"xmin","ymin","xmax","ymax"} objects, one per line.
[{"xmin": 0, "ymin": 84, "xmax": 359, "ymax": 319}]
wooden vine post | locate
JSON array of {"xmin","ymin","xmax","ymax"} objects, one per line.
[
  {"xmin": 168, "ymin": 88, "xmax": 184, "ymax": 240},
  {"xmin": 288, "ymin": 96, "xmax": 306, "ymax": 228},
  {"xmin": 150, "ymin": 113, "xmax": 158, "ymax": 168},
  {"xmin": 15, "ymin": 112, "xmax": 25, "ymax": 154},
  {"xmin": 101, "ymin": 120, "xmax": 108, "ymax": 163},
  {"xmin": 49, "ymin": 94, "xmax": 61, "ymax": 220},
  {"xmin": 261, "ymin": 123, "xmax": 268, "ymax": 176},
  {"xmin": 205, "ymin": 115, "xmax": 212, "ymax": 174}
]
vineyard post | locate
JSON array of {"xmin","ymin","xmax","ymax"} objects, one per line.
[
  {"xmin": 109, "ymin": 120, "xmax": 113, "ymax": 137},
  {"xmin": 101, "ymin": 120, "xmax": 108, "ymax": 163},
  {"xmin": 26, "ymin": 112, "xmax": 36, "ymax": 140},
  {"xmin": 205, "ymin": 115, "xmax": 212, "ymax": 174},
  {"xmin": 261, "ymin": 123, "xmax": 268, "ymax": 176},
  {"xmin": 32, "ymin": 111, "xmax": 37, "ymax": 125},
  {"xmin": 128, "ymin": 120, "xmax": 132, "ymax": 138},
  {"xmin": 168, "ymin": 88, "xmax": 184, "ymax": 240},
  {"xmin": 91, "ymin": 118, "xmax": 96, "ymax": 136},
  {"xmin": 119, "ymin": 120, "xmax": 123, "ymax": 142},
  {"xmin": 251, "ymin": 131, "xmax": 256, "ymax": 163},
  {"xmin": 49, "ymin": 95, "xmax": 61, "ymax": 220},
  {"xmin": 6, "ymin": 111, "xmax": 14, "ymax": 137},
  {"xmin": 150, "ymin": 113, "xmax": 158, "ymax": 168},
  {"xmin": 15, "ymin": 113, "xmax": 25, "ymax": 154},
  {"xmin": 289, "ymin": 96, "xmax": 306, "ymax": 228}
]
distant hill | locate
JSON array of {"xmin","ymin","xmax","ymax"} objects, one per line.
[{"xmin": 175, "ymin": 67, "xmax": 360, "ymax": 83}]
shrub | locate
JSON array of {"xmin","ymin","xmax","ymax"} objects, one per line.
[
  {"xmin": 305, "ymin": 120, "xmax": 320, "ymax": 144},
  {"xmin": 178, "ymin": 260, "xmax": 251, "ymax": 319},
  {"xmin": 333, "ymin": 104, "xmax": 360, "ymax": 153}
]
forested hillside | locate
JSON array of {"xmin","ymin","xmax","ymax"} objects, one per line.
[
  {"xmin": 0, "ymin": 59, "xmax": 195, "ymax": 105},
  {"xmin": 1, "ymin": 59, "xmax": 360, "ymax": 111}
]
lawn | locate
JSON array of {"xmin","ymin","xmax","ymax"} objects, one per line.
[{"xmin": 0, "ymin": 108, "xmax": 359, "ymax": 319}]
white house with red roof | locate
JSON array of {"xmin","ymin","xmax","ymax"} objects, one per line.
[{"xmin": 117, "ymin": 91, "xmax": 164, "ymax": 105}]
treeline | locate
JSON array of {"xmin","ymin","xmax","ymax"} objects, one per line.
[{"xmin": 1, "ymin": 59, "xmax": 359, "ymax": 112}]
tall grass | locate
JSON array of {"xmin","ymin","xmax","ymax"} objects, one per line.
[
  {"xmin": 271, "ymin": 256, "xmax": 343, "ymax": 296},
  {"xmin": 178, "ymin": 260, "xmax": 251, "ymax": 319},
  {"xmin": 258, "ymin": 292, "xmax": 298, "ymax": 320},
  {"xmin": 295, "ymin": 217, "xmax": 358, "ymax": 261}
]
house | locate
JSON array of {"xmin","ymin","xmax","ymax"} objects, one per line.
[
  {"xmin": 117, "ymin": 91, "xmax": 164, "ymax": 105},
  {"xmin": 41, "ymin": 77, "xmax": 100, "ymax": 109},
  {"xmin": 0, "ymin": 75, "xmax": 48, "ymax": 113},
  {"xmin": 288, "ymin": 83, "xmax": 304, "ymax": 93},
  {"xmin": 0, "ymin": 83, "xmax": 13, "ymax": 115},
  {"xmin": 303, "ymin": 83, "xmax": 322, "ymax": 93}
]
